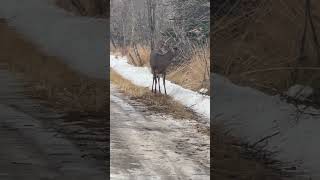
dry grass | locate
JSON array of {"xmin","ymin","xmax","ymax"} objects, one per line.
[
  {"xmin": 127, "ymin": 44, "xmax": 150, "ymax": 67},
  {"xmin": 0, "ymin": 19, "xmax": 107, "ymax": 114},
  {"xmin": 214, "ymin": 0, "xmax": 320, "ymax": 93},
  {"xmin": 111, "ymin": 44, "xmax": 150, "ymax": 67},
  {"xmin": 110, "ymin": 69, "xmax": 147, "ymax": 97},
  {"xmin": 110, "ymin": 69, "xmax": 197, "ymax": 120},
  {"xmin": 168, "ymin": 46, "xmax": 210, "ymax": 94}
]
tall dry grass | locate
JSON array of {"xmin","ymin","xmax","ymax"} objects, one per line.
[
  {"xmin": 111, "ymin": 44, "xmax": 150, "ymax": 67},
  {"xmin": 214, "ymin": 0, "xmax": 320, "ymax": 93},
  {"xmin": 168, "ymin": 45, "xmax": 210, "ymax": 93}
]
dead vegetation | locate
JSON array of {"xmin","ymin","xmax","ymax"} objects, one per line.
[
  {"xmin": 0, "ymin": 19, "xmax": 107, "ymax": 114},
  {"xmin": 214, "ymin": 0, "xmax": 320, "ymax": 96},
  {"xmin": 110, "ymin": 69, "xmax": 199, "ymax": 120},
  {"xmin": 168, "ymin": 43, "xmax": 210, "ymax": 92},
  {"xmin": 111, "ymin": 44, "xmax": 150, "ymax": 67}
]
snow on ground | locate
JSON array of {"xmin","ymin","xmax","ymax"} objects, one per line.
[
  {"xmin": 110, "ymin": 55, "xmax": 210, "ymax": 121},
  {"xmin": 213, "ymin": 73, "xmax": 320, "ymax": 179},
  {"xmin": 286, "ymin": 84, "xmax": 313, "ymax": 100},
  {"xmin": 0, "ymin": 0, "xmax": 107, "ymax": 80}
]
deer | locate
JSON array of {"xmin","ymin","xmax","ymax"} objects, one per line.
[{"xmin": 150, "ymin": 40, "xmax": 178, "ymax": 95}]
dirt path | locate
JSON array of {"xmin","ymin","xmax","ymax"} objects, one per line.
[
  {"xmin": 110, "ymin": 84, "xmax": 210, "ymax": 179},
  {"xmin": 0, "ymin": 65, "xmax": 106, "ymax": 180}
]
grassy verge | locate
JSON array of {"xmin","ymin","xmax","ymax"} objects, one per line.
[
  {"xmin": 110, "ymin": 69, "xmax": 201, "ymax": 121},
  {"xmin": 0, "ymin": 19, "xmax": 107, "ymax": 115}
]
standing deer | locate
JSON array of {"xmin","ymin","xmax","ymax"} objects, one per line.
[{"xmin": 150, "ymin": 45, "xmax": 178, "ymax": 94}]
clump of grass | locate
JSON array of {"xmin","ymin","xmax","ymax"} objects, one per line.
[
  {"xmin": 0, "ymin": 19, "xmax": 107, "ymax": 114},
  {"xmin": 110, "ymin": 69, "xmax": 195, "ymax": 119},
  {"xmin": 111, "ymin": 44, "xmax": 150, "ymax": 67},
  {"xmin": 127, "ymin": 44, "xmax": 150, "ymax": 67},
  {"xmin": 110, "ymin": 69, "xmax": 147, "ymax": 97},
  {"xmin": 168, "ymin": 45, "xmax": 210, "ymax": 94}
]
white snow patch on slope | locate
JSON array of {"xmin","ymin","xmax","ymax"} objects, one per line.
[
  {"xmin": 110, "ymin": 55, "xmax": 210, "ymax": 120},
  {"xmin": 213, "ymin": 73, "xmax": 320, "ymax": 179},
  {"xmin": 0, "ymin": 0, "xmax": 107, "ymax": 79},
  {"xmin": 286, "ymin": 84, "xmax": 313, "ymax": 101}
]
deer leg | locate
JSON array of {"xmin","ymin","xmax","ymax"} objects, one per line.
[
  {"xmin": 152, "ymin": 74, "xmax": 155, "ymax": 93},
  {"xmin": 163, "ymin": 73, "xmax": 167, "ymax": 95},
  {"xmin": 158, "ymin": 75, "xmax": 161, "ymax": 93},
  {"xmin": 154, "ymin": 75, "xmax": 157, "ymax": 93}
]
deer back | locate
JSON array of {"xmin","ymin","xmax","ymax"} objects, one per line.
[{"xmin": 150, "ymin": 49, "xmax": 176, "ymax": 73}]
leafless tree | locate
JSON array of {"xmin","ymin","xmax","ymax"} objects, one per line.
[
  {"xmin": 147, "ymin": 0, "xmax": 157, "ymax": 50},
  {"xmin": 110, "ymin": 0, "xmax": 210, "ymax": 63}
]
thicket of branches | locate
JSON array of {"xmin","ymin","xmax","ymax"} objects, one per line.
[{"xmin": 110, "ymin": 0, "xmax": 209, "ymax": 63}]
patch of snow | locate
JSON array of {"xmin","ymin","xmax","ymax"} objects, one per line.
[
  {"xmin": 286, "ymin": 84, "xmax": 313, "ymax": 101},
  {"xmin": 110, "ymin": 55, "xmax": 210, "ymax": 121},
  {"xmin": 0, "ymin": 0, "xmax": 107, "ymax": 80},
  {"xmin": 199, "ymin": 88, "xmax": 208, "ymax": 94},
  {"xmin": 212, "ymin": 73, "xmax": 320, "ymax": 179}
]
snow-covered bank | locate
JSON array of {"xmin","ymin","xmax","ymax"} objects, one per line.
[
  {"xmin": 213, "ymin": 73, "xmax": 320, "ymax": 179},
  {"xmin": 0, "ymin": 0, "xmax": 107, "ymax": 79},
  {"xmin": 110, "ymin": 55, "xmax": 210, "ymax": 121}
]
